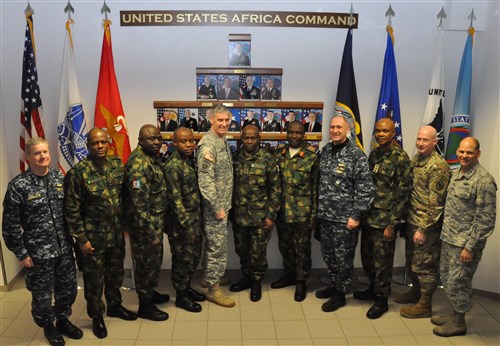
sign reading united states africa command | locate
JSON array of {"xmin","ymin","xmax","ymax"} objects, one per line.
[{"xmin": 120, "ymin": 10, "xmax": 358, "ymax": 28}]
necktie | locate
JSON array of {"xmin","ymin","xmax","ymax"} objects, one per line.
[
  {"xmin": 309, "ymin": 122, "xmax": 313, "ymax": 132},
  {"xmin": 225, "ymin": 88, "xmax": 229, "ymax": 98}
]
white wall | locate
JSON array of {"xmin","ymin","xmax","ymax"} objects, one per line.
[{"xmin": 1, "ymin": 0, "xmax": 498, "ymax": 292}]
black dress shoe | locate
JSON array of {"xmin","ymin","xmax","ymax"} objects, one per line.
[
  {"xmin": 250, "ymin": 280, "xmax": 262, "ymax": 302},
  {"xmin": 353, "ymin": 288, "xmax": 376, "ymax": 301},
  {"xmin": 107, "ymin": 305, "xmax": 138, "ymax": 321},
  {"xmin": 176, "ymin": 291, "xmax": 202, "ymax": 313},
  {"xmin": 152, "ymin": 290, "xmax": 170, "ymax": 304},
  {"xmin": 271, "ymin": 273, "xmax": 296, "ymax": 289},
  {"xmin": 315, "ymin": 285, "xmax": 337, "ymax": 299},
  {"xmin": 294, "ymin": 281, "xmax": 307, "ymax": 302},
  {"xmin": 186, "ymin": 287, "xmax": 206, "ymax": 302},
  {"xmin": 366, "ymin": 297, "xmax": 389, "ymax": 319},
  {"xmin": 92, "ymin": 316, "xmax": 108, "ymax": 339},
  {"xmin": 43, "ymin": 324, "xmax": 65, "ymax": 346},
  {"xmin": 230, "ymin": 277, "xmax": 252, "ymax": 292},
  {"xmin": 322, "ymin": 293, "xmax": 346, "ymax": 312},
  {"xmin": 138, "ymin": 300, "xmax": 169, "ymax": 321},
  {"xmin": 56, "ymin": 318, "xmax": 83, "ymax": 339}
]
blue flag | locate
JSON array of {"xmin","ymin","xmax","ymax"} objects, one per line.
[
  {"xmin": 371, "ymin": 26, "xmax": 403, "ymax": 149},
  {"xmin": 334, "ymin": 26, "xmax": 363, "ymax": 150},
  {"xmin": 445, "ymin": 27, "xmax": 474, "ymax": 168}
]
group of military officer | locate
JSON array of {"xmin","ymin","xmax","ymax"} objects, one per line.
[{"xmin": 2, "ymin": 104, "xmax": 496, "ymax": 345}]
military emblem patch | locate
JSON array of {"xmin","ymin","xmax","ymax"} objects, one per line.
[{"xmin": 132, "ymin": 178, "xmax": 141, "ymax": 189}]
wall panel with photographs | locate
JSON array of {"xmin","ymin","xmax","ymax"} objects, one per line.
[{"xmin": 154, "ymin": 100, "xmax": 323, "ymax": 162}]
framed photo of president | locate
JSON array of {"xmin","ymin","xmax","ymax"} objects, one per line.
[
  {"xmin": 303, "ymin": 109, "xmax": 323, "ymax": 133},
  {"xmin": 157, "ymin": 108, "xmax": 179, "ymax": 132},
  {"xmin": 217, "ymin": 75, "xmax": 240, "ymax": 100},
  {"xmin": 229, "ymin": 41, "xmax": 251, "ymax": 67}
]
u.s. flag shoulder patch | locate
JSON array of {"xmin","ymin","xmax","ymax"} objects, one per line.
[{"xmin": 132, "ymin": 178, "xmax": 141, "ymax": 189}]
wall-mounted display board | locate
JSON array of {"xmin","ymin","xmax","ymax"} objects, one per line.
[{"xmin": 153, "ymin": 100, "xmax": 324, "ymax": 142}]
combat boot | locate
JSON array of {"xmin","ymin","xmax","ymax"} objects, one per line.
[
  {"xmin": 394, "ymin": 282, "xmax": 421, "ymax": 304},
  {"xmin": 138, "ymin": 298, "xmax": 169, "ymax": 321},
  {"xmin": 400, "ymin": 293, "xmax": 432, "ymax": 319},
  {"xmin": 175, "ymin": 290, "xmax": 202, "ymax": 313},
  {"xmin": 315, "ymin": 284, "xmax": 337, "ymax": 299},
  {"xmin": 207, "ymin": 283, "xmax": 235, "ymax": 308},
  {"xmin": 322, "ymin": 292, "xmax": 346, "ymax": 312},
  {"xmin": 431, "ymin": 314, "xmax": 450, "ymax": 326},
  {"xmin": 230, "ymin": 276, "xmax": 252, "ymax": 292},
  {"xmin": 201, "ymin": 275, "xmax": 231, "ymax": 288},
  {"xmin": 250, "ymin": 280, "xmax": 262, "ymax": 302},
  {"xmin": 43, "ymin": 323, "xmax": 65, "ymax": 346},
  {"xmin": 433, "ymin": 310, "xmax": 467, "ymax": 337},
  {"xmin": 353, "ymin": 284, "xmax": 376, "ymax": 301}
]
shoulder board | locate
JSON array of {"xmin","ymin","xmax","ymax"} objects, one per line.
[{"xmin": 306, "ymin": 145, "xmax": 317, "ymax": 153}]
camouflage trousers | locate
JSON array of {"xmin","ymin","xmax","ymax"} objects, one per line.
[
  {"xmin": 406, "ymin": 224, "xmax": 441, "ymax": 295},
  {"xmin": 319, "ymin": 219, "xmax": 359, "ymax": 293},
  {"xmin": 24, "ymin": 253, "xmax": 77, "ymax": 327},
  {"xmin": 167, "ymin": 228, "xmax": 202, "ymax": 291},
  {"xmin": 79, "ymin": 240, "xmax": 125, "ymax": 318},
  {"xmin": 440, "ymin": 241, "xmax": 483, "ymax": 313},
  {"xmin": 232, "ymin": 224, "xmax": 272, "ymax": 281},
  {"xmin": 203, "ymin": 208, "xmax": 229, "ymax": 286},
  {"xmin": 276, "ymin": 220, "xmax": 312, "ymax": 281},
  {"xmin": 131, "ymin": 234, "xmax": 164, "ymax": 300},
  {"xmin": 360, "ymin": 225, "xmax": 396, "ymax": 297}
]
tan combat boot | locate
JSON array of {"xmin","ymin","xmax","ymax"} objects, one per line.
[
  {"xmin": 433, "ymin": 311, "xmax": 467, "ymax": 337},
  {"xmin": 431, "ymin": 314, "xmax": 450, "ymax": 326},
  {"xmin": 394, "ymin": 282, "xmax": 420, "ymax": 304},
  {"xmin": 207, "ymin": 284, "xmax": 236, "ymax": 308},
  {"xmin": 400, "ymin": 293, "xmax": 432, "ymax": 318},
  {"xmin": 201, "ymin": 275, "xmax": 231, "ymax": 288}
]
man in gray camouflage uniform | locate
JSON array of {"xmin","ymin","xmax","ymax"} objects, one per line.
[
  {"xmin": 229, "ymin": 124, "xmax": 281, "ymax": 302},
  {"xmin": 272, "ymin": 120, "xmax": 319, "ymax": 302},
  {"xmin": 353, "ymin": 118, "xmax": 411, "ymax": 319},
  {"xmin": 124, "ymin": 124, "xmax": 170, "ymax": 321},
  {"xmin": 64, "ymin": 128, "xmax": 137, "ymax": 339},
  {"xmin": 398, "ymin": 125, "xmax": 451, "ymax": 319},
  {"xmin": 316, "ymin": 115, "xmax": 374, "ymax": 312},
  {"xmin": 197, "ymin": 104, "xmax": 235, "ymax": 308},
  {"xmin": 2, "ymin": 138, "xmax": 82, "ymax": 346},
  {"xmin": 433, "ymin": 137, "xmax": 496, "ymax": 337}
]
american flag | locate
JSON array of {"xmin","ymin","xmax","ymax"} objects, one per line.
[
  {"xmin": 239, "ymin": 74, "xmax": 247, "ymax": 99},
  {"xmin": 20, "ymin": 13, "xmax": 45, "ymax": 171}
]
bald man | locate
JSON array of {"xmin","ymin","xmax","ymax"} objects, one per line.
[
  {"xmin": 124, "ymin": 125, "xmax": 170, "ymax": 321},
  {"xmin": 354, "ymin": 119, "xmax": 411, "ymax": 319},
  {"xmin": 398, "ymin": 126, "xmax": 451, "ymax": 319},
  {"xmin": 433, "ymin": 137, "xmax": 496, "ymax": 337}
]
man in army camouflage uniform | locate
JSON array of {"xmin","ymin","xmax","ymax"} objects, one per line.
[
  {"xmin": 272, "ymin": 120, "xmax": 319, "ymax": 302},
  {"xmin": 164, "ymin": 127, "xmax": 206, "ymax": 313},
  {"xmin": 124, "ymin": 124, "xmax": 170, "ymax": 321},
  {"xmin": 197, "ymin": 104, "xmax": 235, "ymax": 308},
  {"xmin": 398, "ymin": 125, "xmax": 451, "ymax": 319},
  {"xmin": 433, "ymin": 137, "xmax": 496, "ymax": 337},
  {"xmin": 316, "ymin": 115, "xmax": 374, "ymax": 312},
  {"xmin": 353, "ymin": 119, "xmax": 411, "ymax": 319},
  {"xmin": 229, "ymin": 125, "xmax": 281, "ymax": 302},
  {"xmin": 64, "ymin": 128, "xmax": 137, "ymax": 339},
  {"xmin": 3, "ymin": 138, "xmax": 82, "ymax": 346}
]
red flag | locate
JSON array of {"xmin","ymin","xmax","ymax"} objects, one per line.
[
  {"xmin": 20, "ymin": 12, "xmax": 46, "ymax": 171},
  {"xmin": 94, "ymin": 20, "xmax": 131, "ymax": 163}
]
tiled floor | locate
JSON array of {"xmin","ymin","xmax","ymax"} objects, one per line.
[{"xmin": 1, "ymin": 269, "xmax": 498, "ymax": 345}]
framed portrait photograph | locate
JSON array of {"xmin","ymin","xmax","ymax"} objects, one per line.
[
  {"xmin": 159, "ymin": 140, "xmax": 176, "ymax": 163},
  {"xmin": 196, "ymin": 75, "xmax": 217, "ymax": 100},
  {"xmin": 228, "ymin": 108, "xmax": 241, "ymax": 132},
  {"xmin": 303, "ymin": 109, "xmax": 323, "ymax": 133},
  {"xmin": 217, "ymin": 75, "xmax": 240, "ymax": 100},
  {"xmin": 261, "ymin": 75, "xmax": 282, "ymax": 101},
  {"xmin": 229, "ymin": 39, "xmax": 251, "ymax": 67},
  {"xmin": 261, "ymin": 109, "xmax": 283, "ymax": 132},
  {"xmin": 178, "ymin": 108, "xmax": 199, "ymax": 132},
  {"xmin": 157, "ymin": 108, "xmax": 179, "ymax": 132},
  {"xmin": 281, "ymin": 109, "xmax": 302, "ymax": 132},
  {"xmin": 241, "ymin": 108, "xmax": 261, "ymax": 130},
  {"xmin": 239, "ymin": 75, "xmax": 261, "ymax": 100},
  {"xmin": 198, "ymin": 108, "xmax": 212, "ymax": 132}
]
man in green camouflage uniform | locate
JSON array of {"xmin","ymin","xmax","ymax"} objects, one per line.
[
  {"xmin": 229, "ymin": 125, "xmax": 281, "ymax": 302},
  {"xmin": 433, "ymin": 137, "xmax": 496, "ymax": 337},
  {"xmin": 197, "ymin": 104, "xmax": 235, "ymax": 308},
  {"xmin": 399, "ymin": 125, "xmax": 451, "ymax": 319},
  {"xmin": 164, "ymin": 127, "xmax": 206, "ymax": 313},
  {"xmin": 124, "ymin": 124, "xmax": 169, "ymax": 321},
  {"xmin": 65, "ymin": 128, "xmax": 137, "ymax": 339},
  {"xmin": 353, "ymin": 119, "xmax": 411, "ymax": 319},
  {"xmin": 272, "ymin": 120, "xmax": 319, "ymax": 302}
]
